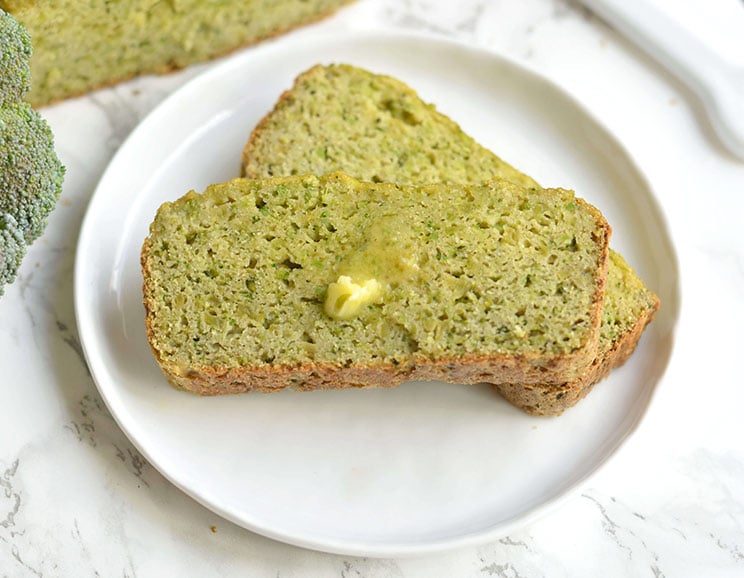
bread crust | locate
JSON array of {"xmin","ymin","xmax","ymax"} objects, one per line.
[{"xmin": 145, "ymin": 345, "xmax": 604, "ymax": 397}]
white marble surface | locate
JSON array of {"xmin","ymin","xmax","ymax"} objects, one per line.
[{"xmin": 2, "ymin": 0, "xmax": 743, "ymax": 575}]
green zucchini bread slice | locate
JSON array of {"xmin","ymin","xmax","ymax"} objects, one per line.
[
  {"xmin": 241, "ymin": 63, "xmax": 659, "ymax": 415},
  {"xmin": 1, "ymin": 0, "xmax": 356, "ymax": 106},
  {"xmin": 142, "ymin": 173, "xmax": 610, "ymax": 395},
  {"xmin": 242, "ymin": 64, "xmax": 539, "ymax": 189}
]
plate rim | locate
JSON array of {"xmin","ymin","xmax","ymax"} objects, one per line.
[{"xmin": 73, "ymin": 28, "xmax": 681, "ymax": 557}]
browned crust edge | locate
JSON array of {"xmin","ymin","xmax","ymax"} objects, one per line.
[
  {"xmin": 148, "ymin": 347, "xmax": 601, "ymax": 397},
  {"xmin": 493, "ymin": 292, "xmax": 660, "ymax": 416},
  {"xmin": 25, "ymin": 2, "xmax": 357, "ymax": 108}
]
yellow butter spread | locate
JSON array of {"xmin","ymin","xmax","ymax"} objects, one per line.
[
  {"xmin": 324, "ymin": 276, "xmax": 382, "ymax": 320},
  {"xmin": 340, "ymin": 213, "xmax": 421, "ymax": 282}
]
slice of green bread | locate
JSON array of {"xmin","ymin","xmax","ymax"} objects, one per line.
[
  {"xmin": 241, "ymin": 63, "xmax": 659, "ymax": 415},
  {"xmin": 1, "ymin": 0, "xmax": 355, "ymax": 106},
  {"xmin": 242, "ymin": 65, "xmax": 539, "ymax": 189},
  {"xmin": 142, "ymin": 173, "xmax": 610, "ymax": 395}
]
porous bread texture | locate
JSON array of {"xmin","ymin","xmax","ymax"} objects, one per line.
[
  {"xmin": 142, "ymin": 173, "xmax": 611, "ymax": 395},
  {"xmin": 241, "ymin": 63, "xmax": 659, "ymax": 414},
  {"xmin": 494, "ymin": 251, "xmax": 659, "ymax": 415},
  {"xmin": 243, "ymin": 65, "xmax": 538, "ymax": 189},
  {"xmin": 1, "ymin": 0, "xmax": 356, "ymax": 106}
]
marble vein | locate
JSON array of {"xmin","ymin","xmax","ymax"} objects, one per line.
[
  {"xmin": 88, "ymin": 92, "xmax": 146, "ymax": 155},
  {"xmin": 55, "ymin": 320, "xmax": 91, "ymax": 377},
  {"xmin": 339, "ymin": 558, "xmax": 404, "ymax": 578},
  {"xmin": 0, "ymin": 460, "xmax": 20, "ymax": 539},
  {"xmin": 71, "ymin": 519, "xmax": 100, "ymax": 577},
  {"xmin": 581, "ymin": 493, "xmax": 635, "ymax": 558},
  {"xmin": 64, "ymin": 394, "xmax": 107, "ymax": 448},
  {"xmin": 382, "ymin": 0, "xmax": 487, "ymax": 37},
  {"xmin": 497, "ymin": 537, "xmax": 530, "ymax": 550},
  {"xmin": 480, "ymin": 561, "xmax": 528, "ymax": 578},
  {"xmin": 113, "ymin": 444, "xmax": 151, "ymax": 489},
  {"xmin": 10, "ymin": 544, "xmax": 42, "ymax": 578}
]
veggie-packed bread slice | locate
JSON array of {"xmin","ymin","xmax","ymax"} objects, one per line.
[
  {"xmin": 142, "ymin": 173, "xmax": 610, "ymax": 395},
  {"xmin": 242, "ymin": 65, "xmax": 539, "ymax": 189},
  {"xmin": 2, "ymin": 0, "xmax": 356, "ymax": 106},
  {"xmin": 241, "ymin": 63, "xmax": 659, "ymax": 414}
]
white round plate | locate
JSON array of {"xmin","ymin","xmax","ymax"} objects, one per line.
[{"xmin": 75, "ymin": 31, "xmax": 679, "ymax": 557}]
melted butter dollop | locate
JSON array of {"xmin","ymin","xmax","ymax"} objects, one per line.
[{"xmin": 324, "ymin": 276, "xmax": 382, "ymax": 320}]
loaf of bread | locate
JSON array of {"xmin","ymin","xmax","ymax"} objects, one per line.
[
  {"xmin": 142, "ymin": 173, "xmax": 610, "ymax": 395},
  {"xmin": 241, "ymin": 63, "xmax": 659, "ymax": 414},
  {"xmin": 1, "ymin": 0, "xmax": 355, "ymax": 106}
]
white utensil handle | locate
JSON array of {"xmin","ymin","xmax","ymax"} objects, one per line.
[{"xmin": 582, "ymin": 0, "xmax": 744, "ymax": 161}]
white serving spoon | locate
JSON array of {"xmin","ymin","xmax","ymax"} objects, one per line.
[{"xmin": 581, "ymin": 0, "xmax": 744, "ymax": 161}]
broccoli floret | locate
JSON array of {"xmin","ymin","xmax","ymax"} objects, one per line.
[
  {"xmin": 0, "ymin": 9, "xmax": 32, "ymax": 107},
  {"xmin": 0, "ymin": 211, "xmax": 25, "ymax": 295},
  {"xmin": 1, "ymin": 103, "xmax": 65, "ymax": 243},
  {"xmin": 0, "ymin": 10, "xmax": 65, "ymax": 296}
]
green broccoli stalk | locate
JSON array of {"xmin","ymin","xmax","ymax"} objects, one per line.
[
  {"xmin": 0, "ymin": 8, "xmax": 31, "ymax": 107},
  {"xmin": 0, "ymin": 10, "xmax": 64, "ymax": 296}
]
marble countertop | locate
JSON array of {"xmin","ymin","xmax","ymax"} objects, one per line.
[{"xmin": 2, "ymin": 0, "xmax": 744, "ymax": 575}]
